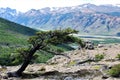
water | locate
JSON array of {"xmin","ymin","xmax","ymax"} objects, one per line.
[{"xmin": 78, "ymin": 34, "xmax": 120, "ymax": 44}]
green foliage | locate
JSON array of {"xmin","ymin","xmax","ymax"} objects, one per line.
[
  {"xmin": 0, "ymin": 44, "xmax": 74, "ymax": 66},
  {"xmin": 28, "ymin": 28, "xmax": 81, "ymax": 46},
  {"xmin": 68, "ymin": 60, "xmax": 76, "ymax": 66},
  {"xmin": 116, "ymin": 54, "xmax": 120, "ymax": 60},
  {"xmin": 108, "ymin": 64, "xmax": 120, "ymax": 77},
  {"xmin": 10, "ymin": 53, "xmax": 24, "ymax": 65},
  {"xmin": 0, "ymin": 52, "xmax": 23, "ymax": 66},
  {"xmin": 56, "ymin": 48, "xmax": 64, "ymax": 53},
  {"xmin": 33, "ymin": 52, "xmax": 53, "ymax": 63},
  {"xmin": 0, "ymin": 52, "xmax": 11, "ymax": 66},
  {"xmin": 95, "ymin": 54, "xmax": 104, "ymax": 61},
  {"xmin": 0, "ymin": 18, "xmax": 36, "ymax": 66},
  {"xmin": 17, "ymin": 47, "xmax": 31, "ymax": 59}
]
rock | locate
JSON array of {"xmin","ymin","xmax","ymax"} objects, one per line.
[
  {"xmin": 102, "ymin": 75, "xmax": 109, "ymax": 79},
  {"xmin": 64, "ymin": 76, "xmax": 73, "ymax": 80},
  {"xmin": 97, "ymin": 44, "xmax": 105, "ymax": 48},
  {"xmin": 84, "ymin": 41, "xmax": 94, "ymax": 50},
  {"xmin": 1, "ymin": 73, "xmax": 8, "ymax": 79},
  {"xmin": 26, "ymin": 68, "xmax": 34, "ymax": 72},
  {"xmin": 0, "ymin": 66, "xmax": 7, "ymax": 72},
  {"xmin": 0, "ymin": 73, "xmax": 8, "ymax": 79},
  {"xmin": 3, "ymin": 75, "xmax": 8, "ymax": 79},
  {"xmin": 0, "ymin": 75, "xmax": 2, "ymax": 79},
  {"xmin": 38, "ymin": 67, "xmax": 46, "ymax": 72},
  {"xmin": 47, "ymin": 55, "xmax": 69, "ymax": 65},
  {"xmin": 41, "ymin": 70, "xmax": 60, "ymax": 76}
]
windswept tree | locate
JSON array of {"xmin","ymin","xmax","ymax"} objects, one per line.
[{"xmin": 7, "ymin": 28, "xmax": 84, "ymax": 77}]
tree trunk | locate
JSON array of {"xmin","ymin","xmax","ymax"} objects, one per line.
[
  {"xmin": 7, "ymin": 59, "xmax": 31, "ymax": 77},
  {"xmin": 7, "ymin": 45, "xmax": 40, "ymax": 77}
]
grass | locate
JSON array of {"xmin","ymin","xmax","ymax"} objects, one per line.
[
  {"xmin": 116, "ymin": 54, "xmax": 120, "ymax": 60},
  {"xmin": 108, "ymin": 64, "xmax": 120, "ymax": 77},
  {"xmin": 95, "ymin": 54, "xmax": 104, "ymax": 61},
  {"xmin": 92, "ymin": 65, "xmax": 101, "ymax": 70},
  {"xmin": 0, "ymin": 18, "xmax": 36, "ymax": 46}
]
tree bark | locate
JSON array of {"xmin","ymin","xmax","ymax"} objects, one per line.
[{"xmin": 7, "ymin": 45, "xmax": 40, "ymax": 77}]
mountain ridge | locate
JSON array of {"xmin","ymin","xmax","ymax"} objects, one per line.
[{"xmin": 0, "ymin": 4, "xmax": 120, "ymax": 35}]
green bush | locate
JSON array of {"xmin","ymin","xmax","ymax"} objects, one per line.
[
  {"xmin": 95, "ymin": 54, "xmax": 104, "ymax": 61},
  {"xmin": 116, "ymin": 54, "xmax": 120, "ymax": 60},
  {"xmin": 0, "ymin": 53, "xmax": 11, "ymax": 65},
  {"xmin": 108, "ymin": 64, "xmax": 120, "ymax": 77},
  {"xmin": 0, "ymin": 52, "xmax": 23, "ymax": 66}
]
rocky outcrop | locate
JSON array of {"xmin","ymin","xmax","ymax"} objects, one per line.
[{"xmin": 1, "ymin": 44, "xmax": 120, "ymax": 80}]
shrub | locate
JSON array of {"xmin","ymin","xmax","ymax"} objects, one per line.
[
  {"xmin": 116, "ymin": 54, "xmax": 120, "ymax": 60},
  {"xmin": 95, "ymin": 54, "xmax": 104, "ymax": 61},
  {"xmin": 0, "ymin": 52, "xmax": 23, "ymax": 66},
  {"xmin": 92, "ymin": 65, "xmax": 101, "ymax": 70},
  {"xmin": 56, "ymin": 48, "xmax": 64, "ymax": 53},
  {"xmin": 0, "ymin": 53, "xmax": 11, "ymax": 65},
  {"xmin": 104, "ymin": 48, "xmax": 108, "ymax": 50},
  {"xmin": 108, "ymin": 64, "xmax": 120, "ymax": 77},
  {"xmin": 68, "ymin": 60, "xmax": 76, "ymax": 66},
  {"xmin": 10, "ymin": 53, "xmax": 23, "ymax": 65}
]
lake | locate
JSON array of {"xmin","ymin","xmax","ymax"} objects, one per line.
[{"xmin": 73, "ymin": 34, "xmax": 120, "ymax": 44}]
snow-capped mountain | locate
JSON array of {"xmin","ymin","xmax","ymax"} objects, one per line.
[
  {"xmin": 0, "ymin": 4, "xmax": 120, "ymax": 35},
  {"xmin": 0, "ymin": 7, "xmax": 21, "ymax": 22}
]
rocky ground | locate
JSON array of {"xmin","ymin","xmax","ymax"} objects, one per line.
[{"xmin": 0, "ymin": 44, "xmax": 120, "ymax": 80}]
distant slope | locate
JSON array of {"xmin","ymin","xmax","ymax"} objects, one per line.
[
  {"xmin": 0, "ymin": 17, "xmax": 37, "ymax": 36},
  {"xmin": 0, "ymin": 17, "xmax": 37, "ymax": 46}
]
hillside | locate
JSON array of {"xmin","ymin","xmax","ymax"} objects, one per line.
[
  {"xmin": 0, "ymin": 4, "xmax": 120, "ymax": 35},
  {"xmin": 0, "ymin": 18, "xmax": 37, "ymax": 65},
  {"xmin": 0, "ymin": 17, "xmax": 37, "ymax": 45},
  {"xmin": 0, "ymin": 18, "xmax": 74, "ymax": 66}
]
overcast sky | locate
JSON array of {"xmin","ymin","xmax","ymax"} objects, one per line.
[{"xmin": 0, "ymin": 0, "xmax": 120, "ymax": 12}]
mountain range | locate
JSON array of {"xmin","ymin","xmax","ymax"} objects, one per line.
[{"xmin": 0, "ymin": 4, "xmax": 120, "ymax": 36}]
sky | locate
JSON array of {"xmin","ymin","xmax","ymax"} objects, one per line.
[{"xmin": 0, "ymin": 0, "xmax": 120, "ymax": 12}]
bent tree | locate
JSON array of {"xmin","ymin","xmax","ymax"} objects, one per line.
[{"xmin": 7, "ymin": 28, "xmax": 84, "ymax": 77}]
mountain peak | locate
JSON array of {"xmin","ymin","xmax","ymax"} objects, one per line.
[{"xmin": 0, "ymin": 4, "xmax": 120, "ymax": 36}]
